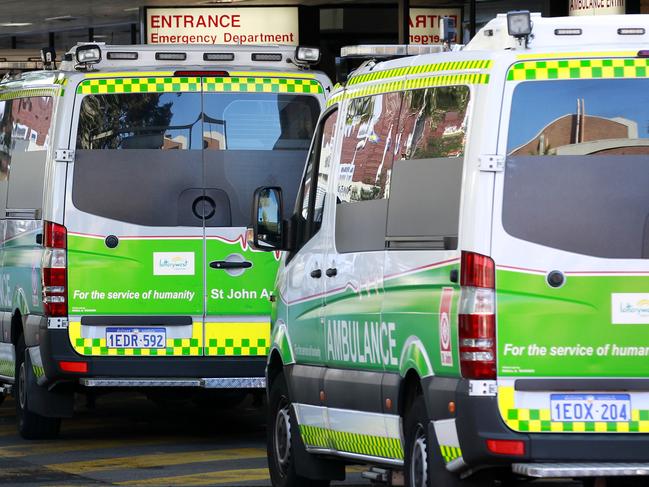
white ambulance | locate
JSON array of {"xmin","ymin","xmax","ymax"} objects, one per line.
[
  {"xmin": 0, "ymin": 43, "xmax": 330, "ymax": 438},
  {"xmin": 251, "ymin": 12, "xmax": 649, "ymax": 487}
]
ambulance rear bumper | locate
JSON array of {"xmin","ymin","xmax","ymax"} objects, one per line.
[
  {"xmin": 39, "ymin": 327, "xmax": 266, "ymax": 386},
  {"xmin": 512, "ymin": 463, "xmax": 649, "ymax": 477},
  {"xmin": 425, "ymin": 377, "xmax": 649, "ymax": 470}
]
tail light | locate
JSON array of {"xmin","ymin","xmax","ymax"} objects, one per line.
[
  {"xmin": 459, "ymin": 251, "xmax": 496, "ymax": 379},
  {"xmin": 486, "ymin": 439, "xmax": 525, "ymax": 456},
  {"xmin": 42, "ymin": 221, "xmax": 67, "ymax": 317}
]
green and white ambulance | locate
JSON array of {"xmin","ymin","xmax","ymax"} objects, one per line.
[
  {"xmin": 0, "ymin": 42, "xmax": 330, "ymax": 438},
  {"xmin": 251, "ymin": 12, "xmax": 649, "ymax": 486}
]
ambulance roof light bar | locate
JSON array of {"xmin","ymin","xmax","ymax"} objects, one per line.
[{"xmin": 340, "ymin": 44, "xmax": 444, "ymax": 59}]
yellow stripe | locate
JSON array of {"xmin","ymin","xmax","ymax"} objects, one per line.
[
  {"xmin": 517, "ymin": 51, "xmax": 637, "ymax": 60},
  {"xmin": 84, "ymin": 71, "xmax": 175, "ymax": 78},
  {"xmin": 0, "ymin": 436, "xmax": 197, "ymax": 458},
  {"xmin": 47, "ymin": 447, "xmax": 265, "ymax": 475},
  {"xmin": 116, "ymin": 467, "xmax": 269, "ymax": 486}
]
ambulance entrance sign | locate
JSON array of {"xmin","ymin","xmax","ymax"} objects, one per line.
[{"xmin": 145, "ymin": 7, "xmax": 299, "ymax": 45}]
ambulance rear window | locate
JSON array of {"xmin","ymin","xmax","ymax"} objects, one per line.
[
  {"xmin": 76, "ymin": 92, "xmax": 319, "ymax": 151},
  {"xmin": 504, "ymin": 79, "xmax": 649, "ymax": 258},
  {"xmin": 73, "ymin": 91, "xmax": 319, "ymax": 227}
]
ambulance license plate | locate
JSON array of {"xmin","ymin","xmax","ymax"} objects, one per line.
[
  {"xmin": 106, "ymin": 327, "xmax": 166, "ymax": 349},
  {"xmin": 551, "ymin": 394, "xmax": 631, "ymax": 422}
]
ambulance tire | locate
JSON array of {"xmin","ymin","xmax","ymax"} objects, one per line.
[
  {"xmin": 15, "ymin": 335, "xmax": 61, "ymax": 440},
  {"xmin": 267, "ymin": 373, "xmax": 330, "ymax": 487},
  {"xmin": 405, "ymin": 395, "xmax": 485, "ymax": 487}
]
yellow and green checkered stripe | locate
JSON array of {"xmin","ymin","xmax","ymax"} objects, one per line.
[
  {"xmin": 0, "ymin": 88, "xmax": 62, "ymax": 101},
  {"xmin": 440, "ymin": 445, "xmax": 462, "ymax": 463},
  {"xmin": 203, "ymin": 76, "xmax": 322, "ymax": 94},
  {"xmin": 508, "ymin": 58, "xmax": 649, "ymax": 81},
  {"xmin": 347, "ymin": 60, "xmax": 492, "ymax": 86},
  {"xmin": 300, "ymin": 425, "xmax": 404, "ymax": 460},
  {"xmin": 499, "ymin": 386, "xmax": 649, "ymax": 433},
  {"xmin": 77, "ymin": 77, "xmax": 201, "ymax": 95},
  {"xmin": 0, "ymin": 358, "xmax": 13, "ymax": 378},
  {"xmin": 77, "ymin": 75, "xmax": 322, "ymax": 95},
  {"xmin": 68, "ymin": 321, "xmax": 203, "ymax": 356},
  {"xmin": 204, "ymin": 322, "xmax": 269, "ymax": 356}
]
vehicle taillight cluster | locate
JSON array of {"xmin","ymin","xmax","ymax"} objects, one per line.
[
  {"xmin": 459, "ymin": 251, "xmax": 496, "ymax": 379},
  {"xmin": 41, "ymin": 221, "xmax": 67, "ymax": 317}
]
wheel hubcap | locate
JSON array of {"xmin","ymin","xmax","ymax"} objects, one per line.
[
  {"xmin": 18, "ymin": 362, "xmax": 26, "ymax": 410},
  {"xmin": 410, "ymin": 424, "xmax": 428, "ymax": 487},
  {"xmin": 274, "ymin": 399, "xmax": 292, "ymax": 476}
]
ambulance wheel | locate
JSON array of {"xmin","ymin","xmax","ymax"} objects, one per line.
[
  {"xmin": 404, "ymin": 395, "xmax": 466, "ymax": 487},
  {"xmin": 15, "ymin": 336, "xmax": 60, "ymax": 439},
  {"xmin": 267, "ymin": 372, "xmax": 329, "ymax": 487}
]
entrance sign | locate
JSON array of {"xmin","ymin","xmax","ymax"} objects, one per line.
[
  {"xmin": 569, "ymin": 0, "xmax": 625, "ymax": 16},
  {"xmin": 145, "ymin": 7, "xmax": 299, "ymax": 45},
  {"xmin": 409, "ymin": 8, "xmax": 462, "ymax": 44}
]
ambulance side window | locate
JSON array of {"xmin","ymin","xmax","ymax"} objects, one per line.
[
  {"xmin": 335, "ymin": 93, "xmax": 402, "ymax": 253},
  {"xmin": 386, "ymin": 86, "xmax": 469, "ymax": 249},
  {"xmin": 290, "ymin": 108, "xmax": 338, "ymax": 259},
  {"xmin": 1, "ymin": 97, "xmax": 53, "ymax": 214}
]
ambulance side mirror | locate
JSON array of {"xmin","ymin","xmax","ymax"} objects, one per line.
[{"xmin": 250, "ymin": 186, "xmax": 285, "ymax": 251}]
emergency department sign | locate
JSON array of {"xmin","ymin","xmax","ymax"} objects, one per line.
[
  {"xmin": 569, "ymin": 0, "xmax": 625, "ymax": 15},
  {"xmin": 409, "ymin": 8, "xmax": 462, "ymax": 45},
  {"xmin": 145, "ymin": 7, "xmax": 299, "ymax": 45}
]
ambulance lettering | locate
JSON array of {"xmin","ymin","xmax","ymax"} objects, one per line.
[{"xmin": 326, "ymin": 319, "xmax": 398, "ymax": 366}]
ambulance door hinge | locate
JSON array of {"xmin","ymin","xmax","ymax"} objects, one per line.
[
  {"xmin": 478, "ymin": 154, "xmax": 505, "ymax": 172},
  {"xmin": 55, "ymin": 149, "xmax": 75, "ymax": 163},
  {"xmin": 468, "ymin": 380, "xmax": 497, "ymax": 396}
]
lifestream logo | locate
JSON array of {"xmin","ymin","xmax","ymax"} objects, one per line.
[
  {"xmin": 153, "ymin": 252, "xmax": 195, "ymax": 276},
  {"xmin": 612, "ymin": 294, "xmax": 649, "ymax": 324}
]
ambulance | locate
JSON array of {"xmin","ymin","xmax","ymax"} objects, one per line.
[
  {"xmin": 251, "ymin": 12, "xmax": 649, "ymax": 486},
  {"xmin": 0, "ymin": 43, "xmax": 330, "ymax": 438}
]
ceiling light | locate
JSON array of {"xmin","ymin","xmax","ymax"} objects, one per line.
[
  {"xmin": 0, "ymin": 22, "xmax": 32, "ymax": 27},
  {"xmin": 45, "ymin": 15, "xmax": 76, "ymax": 22}
]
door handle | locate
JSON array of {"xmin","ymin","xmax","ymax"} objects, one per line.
[
  {"xmin": 310, "ymin": 269, "xmax": 322, "ymax": 279},
  {"xmin": 210, "ymin": 260, "xmax": 252, "ymax": 270},
  {"xmin": 325, "ymin": 268, "xmax": 337, "ymax": 277}
]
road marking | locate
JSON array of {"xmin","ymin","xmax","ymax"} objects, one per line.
[
  {"xmin": 0, "ymin": 437, "xmax": 198, "ymax": 458},
  {"xmin": 116, "ymin": 467, "xmax": 270, "ymax": 486},
  {"xmin": 47, "ymin": 447, "xmax": 266, "ymax": 474}
]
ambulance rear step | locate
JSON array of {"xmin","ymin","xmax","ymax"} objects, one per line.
[
  {"xmin": 79, "ymin": 377, "xmax": 265, "ymax": 388},
  {"xmin": 513, "ymin": 463, "xmax": 649, "ymax": 477}
]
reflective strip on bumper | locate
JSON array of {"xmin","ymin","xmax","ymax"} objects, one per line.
[
  {"xmin": 68, "ymin": 321, "xmax": 203, "ymax": 357},
  {"xmin": 513, "ymin": 463, "xmax": 649, "ymax": 478},
  {"xmin": 204, "ymin": 322, "xmax": 270, "ymax": 356},
  {"xmin": 79, "ymin": 377, "xmax": 265, "ymax": 388}
]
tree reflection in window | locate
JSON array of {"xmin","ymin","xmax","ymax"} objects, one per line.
[{"xmin": 400, "ymin": 86, "xmax": 470, "ymax": 160}]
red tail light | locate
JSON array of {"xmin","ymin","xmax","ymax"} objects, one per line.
[
  {"xmin": 42, "ymin": 221, "xmax": 67, "ymax": 317},
  {"xmin": 459, "ymin": 251, "xmax": 496, "ymax": 379},
  {"xmin": 486, "ymin": 439, "xmax": 525, "ymax": 456},
  {"xmin": 59, "ymin": 361, "xmax": 88, "ymax": 373},
  {"xmin": 44, "ymin": 221, "xmax": 67, "ymax": 249}
]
